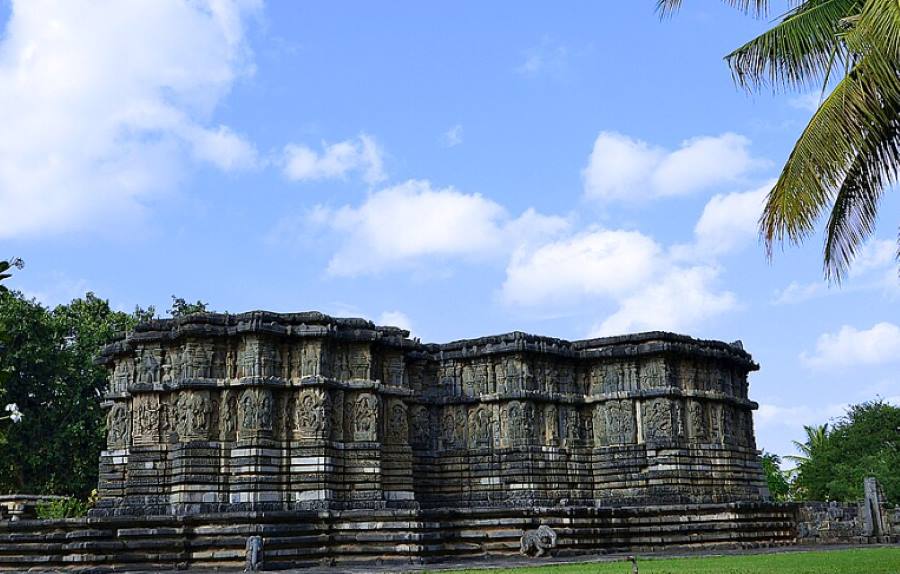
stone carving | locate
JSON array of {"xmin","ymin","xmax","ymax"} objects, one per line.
[
  {"xmin": 173, "ymin": 391, "xmax": 211, "ymax": 440},
  {"xmin": 352, "ymin": 393, "xmax": 378, "ymax": 441},
  {"xmin": 238, "ymin": 338, "xmax": 279, "ymax": 378},
  {"xmin": 244, "ymin": 535, "xmax": 263, "ymax": 572},
  {"xmin": 502, "ymin": 401, "xmax": 533, "ymax": 445},
  {"xmin": 239, "ymin": 389, "xmax": 274, "ymax": 433},
  {"xmin": 640, "ymin": 358, "xmax": 667, "ymax": 389},
  {"xmin": 350, "ymin": 345, "xmax": 371, "ymax": 379},
  {"xmin": 133, "ymin": 394, "xmax": 162, "ymax": 442},
  {"xmin": 330, "ymin": 390, "xmax": 344, "ymax": 441},
  {"xmin": 106, "ymin": 402, "xmax": 129, "ymax": 448},
  {"xmin": 441, "ymin": 405, "xmax": 465, "ymax": 449},
  {"xmin": 602, "ymin": 400, "xmax": 636, "ymax": 445},
  {"xmin": 643, "ymin": 398, "xmax": 673, "ymax": 441},
  {"xmin": 544, "ymin": 404, "xmax": 559, "ymax": 445},
  {"xmin": 294, "ymin": 387, "xmax": 329, "ymax": 439},
  {"xmin": 410, "ymin": 405, "xmax": 431, "ymax": 448},
  {"xmin": 386, "ymin": 400, "xmax": 408, "ymax": 444},
  {"xmin": 520, "ymin": 525, "xmax": 557, "ymax": 557},
  {"xmin": 111, "ymin": 360, "xmax": 132, "ymax": 393},
  {"xmin": 135, "ymin": 349, "xmax": 161, "ymax": 385},
  {"xmin": 688, "ymin": 400, "xmax": 707, "ymax": 440},
  {"xmin": 221, "ymin": 392, "xmax": 238, "ymax": 439},
  {"xmin": 182, "ymin": 341, "xmax": 213, "ymax": 379},
  {"xmin": 468, "ymin": 406, "xmax": 492, "ymax": 448}
]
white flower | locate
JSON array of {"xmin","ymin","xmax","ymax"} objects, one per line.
[{"xmin": 4, "ymin": 403, "xmax": 23, "ymax": 423}]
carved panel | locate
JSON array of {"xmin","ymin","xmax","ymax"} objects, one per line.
[
  {"xmin": 135, "ymin": 348, "xmax": 162, "ymax": 386},
  {"xmin": 172, "ymin": 390, "xmax": 212, "ymax": 441},
  {"xmin": 544, "ymin": 404, "xmax": 560, "ymax": 445},
  {"xmin": 385, "ymin": 399, "xmax": 408, "ymax": 444},
  {"xmin": 468, "ymin": 405, "xmax": 493, "ymax": 448},
  {"xmin": 294, "ymin": 387, "xmax": 329, "ymax": 439},
  {"xmin": 220, "ymin": 390, "xmax": 238, "ymax": 440},
  {"xmin": 643, "ymin": 398, "xmax": 673, "ymax": 441},
  {"xmin": 688, "ymin": 399, "xmax": 708, "ymax": 441},
  {"xmin": 441, "ymin": 405, "xmax": 466, "ymax": 449},
  {"xmin": 409, "ymin": 405, "xmax": 431, "ymax": 449},
  {"xmin": 106, "ymin": 402, "xmax": 130, "ymax": 448},
  {"xmin": 133, "ymin": 394, "xmax": 162, "ymax": 444},
  {"xmin": 352, "ymin": 392, "xmax": 378, "ymax": 441},
  {"xmin": 330, "ymin": 390, "xmax": 344, "ymax": 441},
  {"xmin": 640, "ymin": 358, "xmax": 668, "ymax": 389},
  {"xmin": 239, "ymin": 388, "xmax": 274, "ymax": 433}
]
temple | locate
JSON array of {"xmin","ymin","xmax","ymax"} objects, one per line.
[{"xmin": 94, "ymin": 311, "xmax": 769, "ymax": 515}]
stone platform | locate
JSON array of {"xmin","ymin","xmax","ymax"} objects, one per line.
[{"xmin": 0, "ymin": 503, "xmax": 797, "ymax": 571}]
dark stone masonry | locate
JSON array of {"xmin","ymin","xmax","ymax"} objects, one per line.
[{"xmin": 0, "ymin": 311, "xmax": 823, "ymax": 569}]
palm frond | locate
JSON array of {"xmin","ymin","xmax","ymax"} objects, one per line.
[
  {"xmin": 855, "ymin": 0, "xmax": 900, "ymax": 60},
  {"xmin": 760, "ymin": 52, "xmax": 900, "ymax": 263},
  {"xmin": 726, "ymin": 0, "xmax": 862, "ymax": 91},
  {"xmin": 656, "ymin": 0, "xmax": 770, "ymax": 18}
]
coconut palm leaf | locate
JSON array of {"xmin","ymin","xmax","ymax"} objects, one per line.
[
  {"xmin": 657, "ymin": 0, "xmax": 770, "ymax": 18},
  {"xmin": 725, "ymin": 0, "xmax": 861, "ymax": 91}
]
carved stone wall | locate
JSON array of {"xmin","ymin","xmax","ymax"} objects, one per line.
[{"xmin": 94, "ymin": 312, "xmax": 767, "ymax": 515}]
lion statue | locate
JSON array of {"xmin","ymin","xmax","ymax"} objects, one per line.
[{"xmin": 520, "ymin": 524, "xmax": 557, "ymax": 557}]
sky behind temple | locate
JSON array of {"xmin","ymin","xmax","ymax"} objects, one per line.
[{"xmin": 2, "ymin": 1, "xmax": 899, "ymax": 462}]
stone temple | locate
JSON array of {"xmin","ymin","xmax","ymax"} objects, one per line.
[{"xmin": 0, "ymin": 311, "xmax": 799, "ymax": 570}]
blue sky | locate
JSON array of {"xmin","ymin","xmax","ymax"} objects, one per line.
[{"xmin": 1, "ymin": 1, "xmax": 898, "ymax": 461}]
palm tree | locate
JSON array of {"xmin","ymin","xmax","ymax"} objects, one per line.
[
  {"xmin": 658, "ymin": 0, "xmax": 900, "ymax": 282},
  {"xmin": 785, "ymin": 423, "xmax": 829, "ymax": 467}
]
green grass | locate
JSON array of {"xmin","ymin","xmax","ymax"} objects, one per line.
[{"xmin": 440, "ymin": 548, "xmax": 900, "ymax": 574}]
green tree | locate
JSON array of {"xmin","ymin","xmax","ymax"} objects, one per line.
[
  {"xmin": 0, "ymin": 258, "xmax": 23, "ymax": 293},
  {"xmin": 0, "ymin": 291, "xmax": 142, "ymax": 497},
  {"xmin": 790, "ymin": 400, "xmax": 900, "ymax": 503},
  {"xmin": 659, "ymin": 0, "xmax": 900, "ymax": 281},
  {"xmin": 761, "ymin": 451, "xmax": 792, "ymax": 501},
  {"xmin": 785, "ymin": 423, "xmax": 830, "ymax": 467},
  {"xmin": 168, "ymin": 295, "xmax": 208, "ymax": 318}
]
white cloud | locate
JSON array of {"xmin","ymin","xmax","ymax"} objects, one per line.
[
  {"xmin": 692, "ymin": 181, "xmax": 771, "ymax": 255},
  {"xmin": 306, "ymin": 179, "xmax": 569, "ymax": 276},
  {"xmin": 591, "ymin": 266, "xmax": 737, "ymax": 336},
  {"xmin": 582, "ymin": 132, "xmax": 762, "ymax": 202},
  {"xmin": 283, "ymin": 134, "xmax": 385, "ymax": 185},
  {"xmin": 0, "ymin": 0, "xmax": 261, "ymax": 239},
  {"xmin": 502, "ymin": 230, "xmax": 661, "ymax": 307},
  {"xmin": 500, "ymin": 228, "xmax": 737, "ymax": 335},
  {"xmin": 789, "ymin": 92, "xmax": 823, "ymax": 113},
  {"xmin": 773, "ymin": 280, "xmax": 827, "ymax": 305},
  {"xmin": 443, "ymin": 124, "xmax": 463, "ymax": 148},
  {"xmin": 773, "ymin": 239, "xmax": 898, "ymax": 305},
  {"xmin": 378, "ymin": 310, "xmax": 413, "ymax": 334},
  {"xmin": 516, "ymin": 38, "xmax": 568, "ymax": 78},
  {"xmin": 802, "ymin": 322, "xmax": 900, "ymax": 369}
]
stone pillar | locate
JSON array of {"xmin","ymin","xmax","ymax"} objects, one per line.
[{"xmin": 862, "ymin": 477, "xmax": 886, "ymax": 537}]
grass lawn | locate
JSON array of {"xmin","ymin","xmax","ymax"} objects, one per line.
[{"xmin": 440, "ymin": 547, "xmax": 900, "ymax": 574}]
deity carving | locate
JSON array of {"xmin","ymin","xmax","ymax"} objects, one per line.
[
  {"xmin": 135, "ymin": 349, "xmax": 161, "ymax": 385},
  {"xmin": 563, "ymin": 407, "xmax": 581, "ymax": 443},
  {"xmin": 112, "ymin": 360, "xmax": 132, "ymax": 393},
  {"xmin": 468, "ymin": 406, "xmax": 492, "ymax": 448},
  {"xmin": 643, "ymin": 398, "xmax": 673, "ymax": 441},
  {"xmin": 352, "ymin": 393, "xmax": 378, "ymax": 441},
  {"xmin": 220, "ymin": 392, "xmax": 238, "ymax": 439},
  {"xmin": 106, "ymin": 402, "xmax": 130, "ymax": 448},
  {"xmin": 708, "ymin": 404, "xmax": 723, "ymax": 442},
  {"xmin": 239, "ymin": 388, "xmax": 274, "ymax": 433},
  {"xmin": 722, "ymin": 405, "xmax": 736, "ymax": 444},
  {"xmin": 173, "ymin": 391, "xmax": 211, "ymax": 440},
  {"xmin": 238, "ymin": 338, "xmax": 278, "ymax": 378},
  {"xmin": 544, "ymin": 404, "xmax": 559, "ymax": 445},
  {"xmin": 386, "ymin": 400, "xmax": 408, "ymax": 444},
  {"xmin": 294, "ymin": 387, "xmax": 329, "ymax": 439},
  {"xmin": 688, "ymin": 400, "xmax": 708, "ymax": 440},
  {"xmin": 384, "ymin": 355, "xmax": 404, "ymax": 387},
  {"xmin": 441, "ymin": 405, "xmax": 465, "ymax": 449},
  {"xmin": 330, "ymin": 390, "xmax": 344, "ymax": 441},
  {"xmin": 502, "ymin": 401, "xmax": 534, "ymax": 445},
  {"xmin": 409, "ymin": 405, "xmax": 431, "ymax": 448},
  {"xmin": 605, "ymin": 400, "xmax": 636, "ymax": 445},
  {"xmin": 181, "ymin": 341, "xmax": 213, "ymax": 379},
  {"xmin": 134, "ymin": 394, "xmax": 162, "ymax": 442},
  {"xmin": 593, "ymin": 404, "xmax": 608, "ymax": 446}
]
